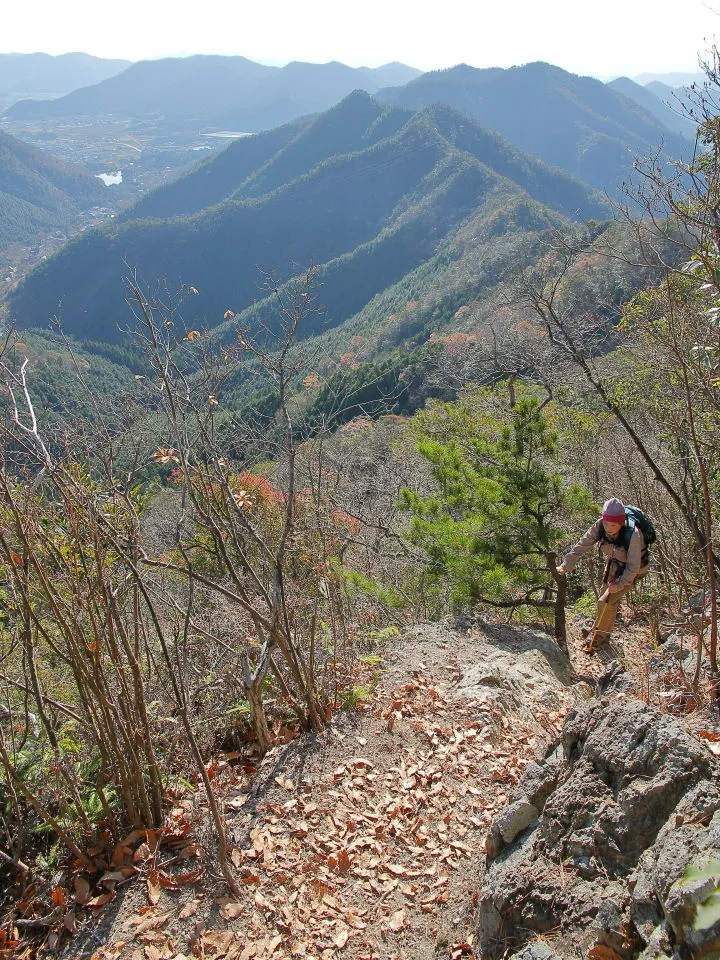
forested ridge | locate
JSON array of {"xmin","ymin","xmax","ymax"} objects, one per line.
[
  {"xmin": 0, "ymin": 131, "xmax": 108, "ymax": 248},
  {"xmin": 5, "ymin": 93, "xmax": 609, "ymax": 341},
  {"xmin": 376, "ymin": 60, "xmax": 692, "ymax": 197}
]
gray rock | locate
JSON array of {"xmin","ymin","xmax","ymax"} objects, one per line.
[
  {"xmin": 596, "ymin": 660, "xmax": 637, "ymax": 695},
  {"xmin": 509, "ymin": 943, "xmax": 564, "ymax": 960},
  {"xmin": 452, "ymin": 622, "xmax": 573, "ymax": 718},
  {"xmin": 590, "ymin": 898, "xmax": 642, "ymax": 958},
  {"xmin": 630, "ymin": 785, "xmax": 720, "ymax": 916},
  {"xmin": 648, "ymin": 638, "xmax": 697, "ymax": 689},
  {"xmin": 476, "ymin": 697, "xmax": 720, "ymax": 959},
  {"xmin": 636, "ymin": 924, "xmax": 673, "ymax": 960},
  {"xmin": 486, "ymin": 800, "xmax": 539, "ymax": 857},
  {"xmin": 512, "ymin": 752, "xmax": 564, "ymax": 812}
]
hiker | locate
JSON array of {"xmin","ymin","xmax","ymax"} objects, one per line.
[{"xmin": 556, "ymin": 498, "xmax": 651, "ymax": 650}]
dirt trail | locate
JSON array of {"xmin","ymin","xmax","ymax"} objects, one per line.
[{"xmin": 68, "ymin": 620, "xmax": 592, "ymax": 960}]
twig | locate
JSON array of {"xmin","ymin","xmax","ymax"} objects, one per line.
[
  {"xmin": 0, "ymin": 847, "xmax": 30, "ymax": 872},
  {"xmin": 0, "ymin": 672, "xmax": 86, "ymax": 726},
  {"xmin": 14, "ymin": 907, "xmax": 61, "ymax": 927}
]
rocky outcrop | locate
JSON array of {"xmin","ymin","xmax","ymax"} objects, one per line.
[
  {"xmin": 451, "ymin": 622, "xmax": 576, "ymax": 719},
  {"xmin": 384, "ymin": 620, "xmax": 577, "ymax": 719},
  {"xmin": 476, "ymin": 666, "xmax": 720, "ymax": 959}
]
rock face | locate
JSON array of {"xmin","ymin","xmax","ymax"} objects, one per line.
[
  {"xmin": 476, "ymin": 670, "xmax": 720, "ymax": 960},
  {"xmin": 383, "ymin": 620, "xmax": 576, "ymax": 720},
  {"xmin": 451, "ymin": 622, "xmax": 575, "ymax": 719}
]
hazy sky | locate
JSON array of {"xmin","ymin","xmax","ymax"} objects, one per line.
[{"xmin": 3, "ymin": 0, "xmax": 718, "ymax": 78}]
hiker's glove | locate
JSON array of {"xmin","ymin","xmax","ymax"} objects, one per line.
[{"xmin": 606, "ymin": 581, "xmax": 622, "ymax": 594}]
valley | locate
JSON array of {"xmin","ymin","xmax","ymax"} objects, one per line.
[{"xmin": 0, "ymin": 40, "xmax": 718, "ymax": 960}]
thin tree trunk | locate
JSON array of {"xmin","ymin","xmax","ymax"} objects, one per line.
[
  {"xmin": 548, "ymin": 553, "xmax": 568, "ymax": 651},
  {"xmin": 537, "ymin": 298, "xmax": 715, "ymax": 564}
]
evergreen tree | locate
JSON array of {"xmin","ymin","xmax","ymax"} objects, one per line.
[{"xmin": 399, "ymin": 387, "xmax": 593, "ymax": 646}]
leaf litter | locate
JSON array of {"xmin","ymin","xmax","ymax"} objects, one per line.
[{"xmin": 16, "ymin": 625, "xmax": 576, "ymax": 960}]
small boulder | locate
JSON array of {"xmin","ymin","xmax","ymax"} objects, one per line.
[{"xmin": 486, "ymin": 800, "xmax": 539, "ymax": 857}]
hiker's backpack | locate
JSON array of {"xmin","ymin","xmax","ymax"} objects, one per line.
[{"xmin": 600, "ymin": 504, "xmax": 656, "ymax": 563}]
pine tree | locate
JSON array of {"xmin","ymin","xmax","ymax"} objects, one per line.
[{"xmin": 400, "ymin": 387, "xmax": 593, "ymax": 646}]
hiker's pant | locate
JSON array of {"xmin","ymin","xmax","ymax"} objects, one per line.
[{"xmin": 593, "ymin": 575, "xmax": 645, "ymax": 639}]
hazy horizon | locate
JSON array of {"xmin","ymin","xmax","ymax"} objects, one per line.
[
  {"xmin": 0, "ymin": 50, "xmax": 709, "ymax": 89},
  {"xmin": 2, "ymin": 0, "xmax": 717, "ymax": 80}
]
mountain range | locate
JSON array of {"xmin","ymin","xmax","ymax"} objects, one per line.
[
  {"xmin": 606, "ymin": 77, "xmax": 696, "ymax": 138},
  {"xmin": 4, "ymin": 56, "xmax": 421, "ymax": 133},
  {"xmin": 5, "ymin": 91, "xmax": 609, "ymax": 342},
  {"xmin": 374, "ymin": 62, "xmax": 692, "ymax": 200},
  {"xmin": 633, "ymin": 71, "xmax": 704, "ymax": 86},
  {"xmin": 0, "ymin": 130, "xmax": 108, "ymax": 250},
  {"xmin": 4, "ymin": 56, "xmax": 692, "ymax": 210},
  {"xmin": 0, "ymin": 52, "xmax": 131, "ymax": 111}
]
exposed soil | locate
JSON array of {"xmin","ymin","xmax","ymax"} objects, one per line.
[{"xmin": 37, "ymin": 612, "xmax": 673, "ymax": 960}]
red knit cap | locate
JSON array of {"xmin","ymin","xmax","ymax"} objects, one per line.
[{"xmin": 602, "ymin": 497, "xmax": 626, "ymax": 522}]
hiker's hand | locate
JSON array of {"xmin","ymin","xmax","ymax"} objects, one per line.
[
  {"xmin": 606, "ymin": 581, "xmax": 621, "ymax": 594},
  {"xmin": 556, "ymin": 564, "xmax": 567, "ymax": 576}
]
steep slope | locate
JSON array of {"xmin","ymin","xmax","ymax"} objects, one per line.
[
  {"xmin": 0, "ymin": 52, "xmax": 130, "ymax": 111},
  {"xmin": 645, "ymin": 80, "xmax": 677, "ymax": 99},
  {"xmin": 644, "ymin": 80, "xmax": 696, "ymax": 118},
  {"xmin": 5, "ymin": 56, "xmax": 420, "ymax": 133},
  {"xmin": 120, "ymin": 120, "xmax": 312, "ymax": 220},
  {"xmin": 215, "ymin": 61, "xmax": 421, "ymax": 132},
  {"xmin": 0, "ymin": 131, "xmax": 108, "ymax": 248},
  {"xmin": 4, "ymin": 93, "xmax": 609, "ymax": 342},
  {"xmin": 607, "ymin": 77, "xmax": 696, "ymax": 138},
  {"xmin": 376, "ymin": 61, "xmax": 692, "ymax": 198},
  {"xmin": 122, "ymin": 93, "xmax": 413, "ymax": 220}
]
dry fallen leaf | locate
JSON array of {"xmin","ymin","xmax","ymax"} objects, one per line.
[
  {"xmin": 178, "ymin": 844, "xmax": 204, "ymax": 859},
  {"xmin": 179, "ymin": 900, "xmax": 201, "ymax": 920},
  {"xmin": 146, "ymin": 870, "xmax": 162, "ymax": 906},
  {"xmin": 333, "ymin": 929, "xmax": 350, "ymax": 949},
  {"xmin": 87, "ymin": 892, "xmax": 116, "ymax": 910},
  {"xmin": 52, "ymin": 886, "xmax": 67, "ymax": 907},
  {"xmin": 86, "ymin": 942, "xmax": 126, "ymax": 960},
  {"xmin": 131, "ymin": 911, "xmax": 173, "ymax": 936},
  {"xmin": 218, "ymin": 900, "xmax": 244, "ymax": 921},
  {"xmin": 74, "ymin": 876, "xmax": 91, "ymax": 905},
  {"xmin": 588, "ymin": 946, "xmax": 625, "ymax": 960},
  {"xmin": 201, "ymin": 930, "xmax": 237, "ymax": 957},
  {"xmin": 134, "ymin": 843, "xmax": 152, "ymax": 863},
  {"xmin": 387, "ymin": 908, "xmax": 406, "ymax": 932}
]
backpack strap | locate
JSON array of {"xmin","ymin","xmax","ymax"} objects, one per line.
[
  {"xmin": 621, "ymin": 517, "xmax": 635, "ymax": 552},
  {"xmin": 598, "ymin": 517, "xmax": 635, "ymax": 550},
  {"xmin": 598, "ymin": 516, "xmax": 649, "ymax": 566}
]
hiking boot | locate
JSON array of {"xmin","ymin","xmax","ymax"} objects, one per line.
[{"xmin": 583, "ymin": 630, "xmax": 610, "ymax": 654}]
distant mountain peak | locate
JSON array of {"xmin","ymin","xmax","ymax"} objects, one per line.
[
  {"xmin": 6, "ymin": 90, "xmax": 608, "ymax": 343},
  {"xmin": 377, "ymin": 61, "xmax": 692, "ymax": 198},
  {"xmin": 4, "ymin": 54, "xmax": 419, "ymax": 131}
]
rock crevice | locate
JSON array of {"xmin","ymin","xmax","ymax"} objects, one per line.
[{"xmin": 477, "ymin": 667, "xmax": 720, "ymax": 959}]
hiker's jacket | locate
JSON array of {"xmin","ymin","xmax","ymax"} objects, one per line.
[{"xmin": 561, "ymin": 519, "xmax": 647, "ymax": 588}]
